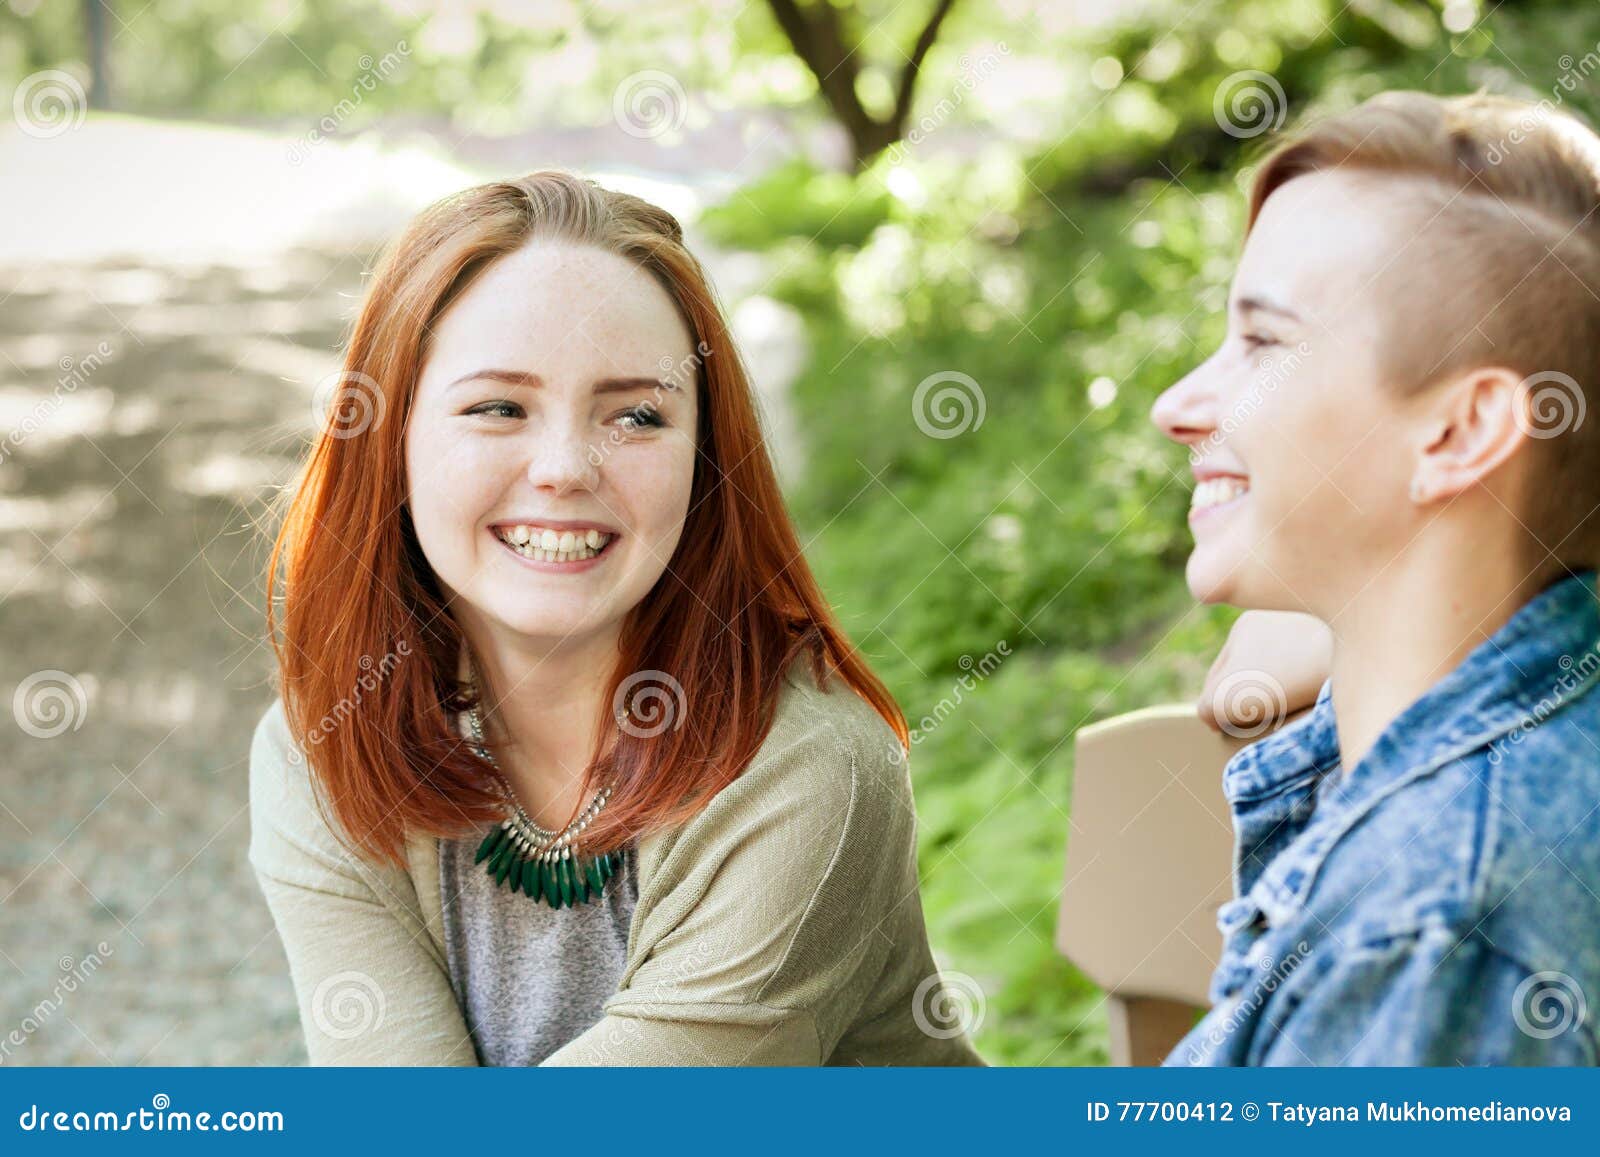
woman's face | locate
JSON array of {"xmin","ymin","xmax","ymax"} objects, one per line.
[
  {"xmin": 1150, "ymin": 170, "xmax": 1427, "ymax": 614},
  {"xmin": 404, "ymin": 240, "xmax": 699, "ymax": 650}
]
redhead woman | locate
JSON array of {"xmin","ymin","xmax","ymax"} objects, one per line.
[{"xmin": 248, "ymin": 172, "xmax": 984, "ymax": 1067}]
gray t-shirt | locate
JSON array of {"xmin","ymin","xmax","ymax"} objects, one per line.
[{"xmin": 438, "ymin": 833, "xmax": 638, "ymax": 1065}]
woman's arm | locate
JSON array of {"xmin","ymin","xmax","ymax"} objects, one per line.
[
  {"xmin": 542, "ymin": 688, "xmax": 975, "ymax": 1067},
  {"xmin": 1199, "ymin": 610, "xmax": 1332, "ymax": 733},
  {"xmin": 248, "ymin": 701, "xmax": 478, "ymax": 1066}
]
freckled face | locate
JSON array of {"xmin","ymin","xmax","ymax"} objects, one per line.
[{"xmin": 404, "ymin": 241, "xmax": 699, "ymax": 647}]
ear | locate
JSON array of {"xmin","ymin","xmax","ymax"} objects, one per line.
[{"xmin": 1409, "ymin": 367, "xmax": 1530, "ymax": 505}]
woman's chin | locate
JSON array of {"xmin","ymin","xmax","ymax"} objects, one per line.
[{"xmin": 1185, "ymin": 546, "xmax": 1244, "ymax": 607}]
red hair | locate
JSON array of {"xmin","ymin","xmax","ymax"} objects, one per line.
[{"xmin": 266, "ymin": 171, "xmax": 906, "ymax": 869}]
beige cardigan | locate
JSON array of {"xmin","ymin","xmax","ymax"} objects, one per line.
[{"xmin": 248, "ymin": 666, "xmax": 987, "ymax": 1066}]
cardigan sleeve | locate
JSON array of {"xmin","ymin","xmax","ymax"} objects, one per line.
[
  {"xmin": 542, "ymin": 687, "xmax": 922, "ymax": 1066},
  {"xmin": 248, "ymin": 700, "xmax": 479, "ymax": 1067}
]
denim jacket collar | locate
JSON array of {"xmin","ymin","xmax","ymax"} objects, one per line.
[{"xmin": 1217, "ymin": 569, "xmax": 1600, "ymax": 926}]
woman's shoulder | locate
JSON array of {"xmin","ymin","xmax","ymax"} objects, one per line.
[
  {"xmin": 749, "ymin": 664, "xmax": 909, "ymax": 808},
  {"xmin": 637, "ymin": 666, "xmax": 913, "ymax": 884},
  {"xmin": 247, "ymin": 697, "xmax": 362, "ymax": 884}
]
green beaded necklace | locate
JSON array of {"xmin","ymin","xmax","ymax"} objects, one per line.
[{"xmin": 463, "ymin": 697, "xmax": 623, "ymax": 909}]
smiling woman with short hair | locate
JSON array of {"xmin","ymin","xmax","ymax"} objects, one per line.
[{"xmin": 248, "ymin": 171, "xmax": 984, "ymax": 1067}]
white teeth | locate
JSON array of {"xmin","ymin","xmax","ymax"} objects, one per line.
[
  {"xmin": 495, "ymin": 525, "xmax": 613, "ymax": 563},
  {"xmin": 1191, "ymin": 477, "xmax": 1249, "ymax": 511}
]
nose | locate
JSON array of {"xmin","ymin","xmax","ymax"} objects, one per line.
[
  {"xmin": 1150, "ymin": 362, "xmax": 1220, "ymax": 451},
  {"xmin": 525, "ymin": 420, "xmax": 601, "ymax": 495}
]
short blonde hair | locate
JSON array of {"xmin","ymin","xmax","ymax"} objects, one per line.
[{"xmin": 1248, "ymin": 91, "xmax": 1600, "ymax": 571}]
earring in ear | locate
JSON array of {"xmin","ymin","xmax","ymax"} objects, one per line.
[{"xmin": 1410, "ymin": 480, "xmax": 1426, "ymax": 504}]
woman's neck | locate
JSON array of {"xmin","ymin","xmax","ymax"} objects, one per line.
[
  {"xmin": 462, "ymin": 621, "xmax": 621, "ymax": 830},
  {"xmin": 1321, "ymin": 535, "xmax": 1544, "ymax": 773}
]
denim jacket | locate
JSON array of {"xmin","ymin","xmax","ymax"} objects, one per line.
[{"xmin": 1169, "ymin": 570, "xmax": 1600, "ymax": 1066}]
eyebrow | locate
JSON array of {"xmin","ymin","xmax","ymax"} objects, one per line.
[
  {"xmin": 1234, "ymin": 295, "xmax": 1303, "ymax": 323},
  {"xmin": 444, "ymin": 370, "xmax": 678, "ymax": 395}
]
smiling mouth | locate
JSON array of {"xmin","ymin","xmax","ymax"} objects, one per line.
[
  {"xmin": 492, "ymin": 524, "xmax": 617, "ymax": 564},
  {"xmin": 1190, "ymin": 476, "xmax": 1250, "ymax": 519}
]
